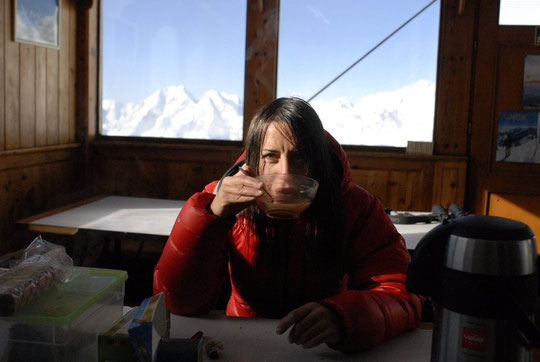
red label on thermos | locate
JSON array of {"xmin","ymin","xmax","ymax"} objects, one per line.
[{"xmin": 462, "ymin": 327, "xmax": 486, "ymax": 351}]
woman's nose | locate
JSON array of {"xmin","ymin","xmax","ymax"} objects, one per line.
[{"xmin": 279, "ymin": 159, "xmax": 291, "ymax": 174}]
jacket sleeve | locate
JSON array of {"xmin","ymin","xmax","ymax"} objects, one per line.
[
  {"xmin": 153, "ymin": 184, "xmax": 235, "ymax": 315},
  {"xmin": 320, "ymin": 186, "xmax": 424, "ymax": 352}
]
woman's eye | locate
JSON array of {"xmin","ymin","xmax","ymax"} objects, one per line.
[{"xmin": 262, "ymin": 154, "xmax": 278, "ymax": 162}]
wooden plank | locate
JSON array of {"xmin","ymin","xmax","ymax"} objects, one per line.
[
  {"xmin": 434, "ymin": 0, "xmax": 477, "ymax": 156},
  {"xmin": 0, "ymin": 0, "xmax": 4, "ymax": 150},
  {"xmin": 59, "ymin": 0, "xmax": 70, "ymax": 144},
  {"xmin": 28, "ymin": 224, "xmax": 79, "ymax": 236},
  {"xmin": 20, "ymin": 44, "xmax": 35, "ymax": 148},
  {"xmin": 432, "ymin": 161, "xmax": 467, "ymax": 208},
  {"xmin": 88, "ymin": 2, "xmax": 98, "ymax": 140},
  {"xmin": 68, "ymin": 1, "xmax": 76, "ymax": 142},
  {"xmin": 35, "ymin": 47, "xmax": 47, "ymax": 146},
  {"xmin": 4, "ymin": 0, "xmax": 20, "ymax": 150},
  {"xmin": 0, "ymin": 144, "xmax": 79, "ymax": 171},
  {"xmin": 46, "ymin": 49, "xmax": 59, "ymax": 145},
  {"xmin": 243, "ymin": 0, "xmax": 279, "ymax": 137}
]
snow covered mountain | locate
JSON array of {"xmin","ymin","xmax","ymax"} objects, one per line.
[
  {"xmin": 102, "ymin": 79, "xmax": 435, "ymax": 147},
  {"xmin": 102, "ymin": 85, "xmax": 243, "ymax": 140}
]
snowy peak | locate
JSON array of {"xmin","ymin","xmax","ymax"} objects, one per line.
[
  {"xmin": 102, "ymin": 80, "xmax": 435, "ymax": 146},
  {"xmin": 102, "ymin": 86, "xmax": 243, "ymax": 140}
]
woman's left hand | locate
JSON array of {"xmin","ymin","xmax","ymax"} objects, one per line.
[{"xmin": 276, "ymin": 302, "xmax": 344, "ymax": 348}]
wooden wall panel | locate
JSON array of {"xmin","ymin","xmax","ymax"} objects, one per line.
[
  {"xmin": 69, "ymin": 2, "xmax": 77, "ymax": 143},
  {"xmin": 20, "ymin": 44, "xmax": 35, "ymax": 148},
  {"xmin": 432, "ymin": 161, "xmax": 467, "ymax": 209},
  {"xmin": 0, "ymin": 0, "xmax": 81, "ymax": 253},
  {"xmin": 1, "ymin": 0, "xmax": 76, "ymax": 150},
  {"xmin": 0, "ymin": 0, "xmax": 4, "ymax": 150},
  {"xmin": 0, "ymin": 149, "xmax": 78, "ymax": 254},
  {"xmin": 467, "ymin": 0, "xmax": 540, "ymax": 214},
  {"xmin": 4, "ymin": 1, "xmax": 19, "ymax": 150},
  {"xmin": 488, "ymin": 193, "xmax": 540, "ymax": 252},
  {"xmin": 168, "ymin": 162, "xmax": 230, "ymax": 200},
  {"xmin": 46, "ymin": 49, "xmax": 59, "ymax": 145},
  {"xmin": 59, "ymin": 4, "xmax": 70, "ymax": 145},
  {"xmin": 36, "ymin": 47, "xmax": 47, "ymax": 146},
  {"xmin": 346, "ymin": 153, "xmax": 466, "ymax": 211},
  {"xmin": 92, "ymin": 142, "xmax": 243, "ymax": 201},
  {"xmin": 434, "ymin": 0, "xmax": 477, "ymax": 156},
  {"xmin": 243, "ymin": 0, "xmax": 278, "ymax": 134}
]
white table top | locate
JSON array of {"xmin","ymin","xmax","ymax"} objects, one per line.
[
  {"xmin": 394, "ymin": 222, "xmax": 439, "ymax": 250},
  {"xmin": 22, "ymin": 196, "xmax": 185, "ymax": 237},
  {"xmin": 163, "ymin": 310, "xmax": 433, "ymax": 361},
  {"xmin": 20, "ymin": 195, "xmax": 437, "ymax": 248}
]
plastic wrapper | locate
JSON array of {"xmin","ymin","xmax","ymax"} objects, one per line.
[{"xmin": 0, "ymin": 236, "xmax": 74, "ymax": 316}]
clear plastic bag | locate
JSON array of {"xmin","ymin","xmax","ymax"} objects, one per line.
[{"xmin": 0, "ymin": 236, "xmax": 75, "ymax": 316}]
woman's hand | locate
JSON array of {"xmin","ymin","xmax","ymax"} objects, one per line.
[
  {"xmin": 276, "ymin": 302, "xmax": 344, "ymax": 348},
  {"xmin": 210, "ymin": 165, "xmax": 263, "ymax": 218}
]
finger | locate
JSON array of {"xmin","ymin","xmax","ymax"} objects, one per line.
[
  {"xmin": 301, "ymin": 329, "xmax": 331, "ymax": 349},
  {"xmin": 288, "ymin": 310, "xmax": 320, "ymax": 344},
  {"xmin": 229, "ymin": 174, "xmax": 263, "ymax": 191},
  {"xmin": 295, "ymin": 321, "xmax": 328, "ymax": 346},
  {"xmin": 222, "ymin": 182, "xmax": 262, "ymax": 201},
  {"xmin": 276, "ymin": 304, "xmax": 314, "ymax": 335}
]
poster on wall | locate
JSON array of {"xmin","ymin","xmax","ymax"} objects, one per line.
[
  {"xmin": 14, "ymin": 0, "xmax": 60, "ymax": 49},
  {"xmin": 523, "ymin": 55, "xmax": 540, "ymax": 109},
  {"xmin": 496, "ymin": 111, "xmax": 540, "ymax": 163}
]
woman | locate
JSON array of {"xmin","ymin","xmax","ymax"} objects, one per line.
[{"xmin": 154, "ymin": 97, "xmax": 423, "ymax": 352}]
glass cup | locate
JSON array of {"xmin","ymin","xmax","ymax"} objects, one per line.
[{"xmin": 256, "ymin": 174, "xmax": 319, "ymax": 219}]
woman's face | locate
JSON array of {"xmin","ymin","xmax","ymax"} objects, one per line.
[{"xmin": 258, "ymin": 122, "xmax": 308, "ymax": 176}]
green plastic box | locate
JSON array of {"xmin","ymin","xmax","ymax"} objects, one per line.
[{"xmin": 0, "ymin": 267, "xmax": 127, "ymax": 362}]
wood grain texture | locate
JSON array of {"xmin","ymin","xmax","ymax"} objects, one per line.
[
  {"xmin": 0, "ymin": 0, "xmax": 4, "ymax": 150},
  {"xmin": 35, "ymin": 47, "xmax": 47, "ymax": 146},
  {"xmin": 488, "ymin": 193, "xmax": 540, "ymax": 253},
  {"xmin": 20, "ymin": 44, "xmax": 35, "ymax": 148},
  {"xmin": 46, "ymin": 49, "xmax": 59, "ymax": 145},
  {"xmin": 243, "ymin": 0, "xmax": 279, "ymax": 137},
  {"xmin": 68, "ymin": 1, "xmax": 76, "ymax": 142},
  {"xmin": 59, "ymin": 2, "xmax": 70, "ymax": 144},
  {"xmin": 467, "ymin": 0, "xmax": 540, "ymax": 214},
  {"xmin": 4, "ymin": 0, "xmax": 19, "ymax": 150},
  {"xmin": 434, "ymin": 0, "xmax": 477, "ymax": 156}
]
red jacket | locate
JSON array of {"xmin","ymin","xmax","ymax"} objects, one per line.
[{"xmin": 154, "ymin": 134, "xmax": 423, "ymax": 352}]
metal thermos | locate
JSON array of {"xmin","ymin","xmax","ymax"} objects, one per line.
[{"xmin": 407, "ymin": 215, "xmax": 539, "ymax": 361}]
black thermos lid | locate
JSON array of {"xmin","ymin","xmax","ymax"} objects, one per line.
[{"xmin": 451, "ymin": 215, "xmax": 534, "ymax": 241}]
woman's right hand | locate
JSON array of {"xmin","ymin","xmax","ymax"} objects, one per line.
[{"xmin": 210, "ymin": 165, "xmax": 263, "ymax": 218}]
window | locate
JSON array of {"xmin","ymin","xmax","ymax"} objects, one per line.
[
  {"xmin": 499, "ymin": 0, "xmax": 540, "ymax": 26},
  {"xmin": 277, "ymin": 0, "xmax": 440, "ymax": 147},
  {"xmin": 101, "ymin": 1, "xmax": 247, "ymax": 141}
]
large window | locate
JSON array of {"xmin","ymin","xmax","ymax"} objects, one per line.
[
  {"xmin": 101, "ymin": 1, "xmax": 439, "ymax": 147},
  {"xmin": 277, "ymin": 0, "xmax": 440, "ymax": 147},
  {"xmin": 101, "ymin": 0, "xmax": 246, "ymax": 140}
]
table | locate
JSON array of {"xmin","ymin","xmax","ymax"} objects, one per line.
[
  {"xmin": 17, "ymin": 196, "xmax": 185, "ymax": 263},
  {"xmin": 17, "ymin": 195, "xmax": 185, "ymax": 237},
  {"xmin": 17, "ymin": 195, "xmax": 435, "ymax": 251},
  {"xmin": 125, "ymin": 307, "xmax": 433, "ymax": 361},
  {"xmin": 395, "ymin": 222, "xmax": 439, "ymax": 250}
]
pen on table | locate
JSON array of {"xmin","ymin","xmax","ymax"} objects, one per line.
[{"xmin": 190, "ymin": 330, "xmax": 203, "ymax": 339}]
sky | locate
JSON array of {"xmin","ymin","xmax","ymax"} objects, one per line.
[{"xmin": 102, "ymin": 0, "xmax": 440, "ymax": 105}]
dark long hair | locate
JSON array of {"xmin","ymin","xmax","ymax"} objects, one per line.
[{"xmin": 243, "ymin": 97, "xmax": 345, "ymax": 297}]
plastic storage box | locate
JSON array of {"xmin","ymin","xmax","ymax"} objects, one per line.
[{"xmin": 0, "ymin": 267, "xmax": 127, "ymax": 362}]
